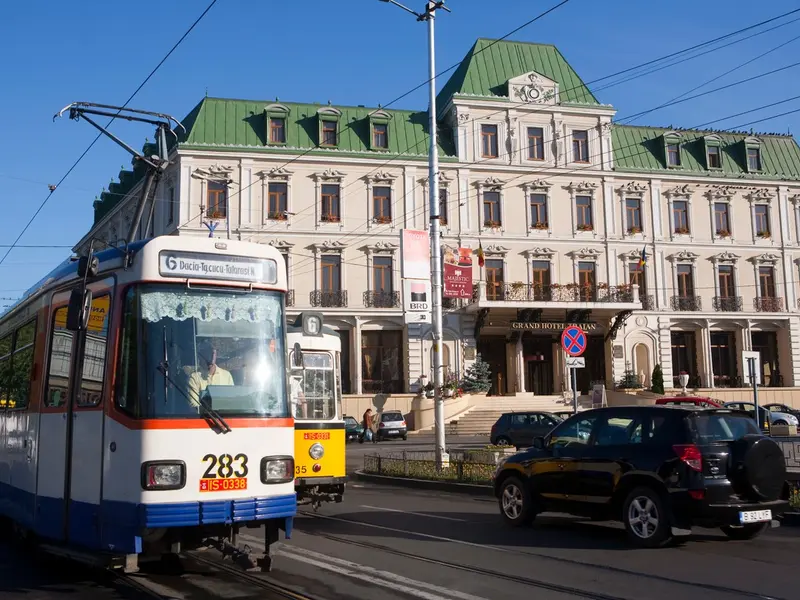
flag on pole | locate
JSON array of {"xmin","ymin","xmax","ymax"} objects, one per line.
[
  {"xmin": 476, "ymin": 241, "xmax": 485, "ymax": 267},
  {"xmin": 638, "ymin": 246, "xmax": 647, "ymax": 268}
]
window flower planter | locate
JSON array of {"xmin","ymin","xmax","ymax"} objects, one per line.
[
  {"xmin": 716, "ymin": 229, "xmax": 731, "ymax": 238},
  {"xmin": 268, "ymin": 212, "xmax": 287, "ymax": 221},
  {"xmin": 674, "ymin": 227, "xmax": 690, "ymax": 235},
  {"xmin": 532, "ymin": 222, "xmax": 548, "ymax": 230},
  {"xmin": 577, "ymin": 224, "xmax": 594, "ymax": 232},
  {"xmin": 627, "ymin": 226, "xmax": 642, "ymax": 234},
  {"xmin": 374, "ymin": 216, "xmax": 392, "ymax": 224}
]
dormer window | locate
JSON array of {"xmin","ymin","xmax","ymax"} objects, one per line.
[
  {"xmin": 744, "ymin": 136, "xmax": 762, "ymax": 172},
  {"xmin": 264, "ymin": 103, "xmax": 290, "ymax": 145},
  {"xmin": 704, "ymin": 134, "xmax": 722, "ymax": 169},
  {"xmin": 663, "ymin": 132, "xmax": 682, "ymax": 167},
  {"xmin": 368, "ymin": 109, "xmax": 392, "ymax": 150},
  {"xmin": 317, "ymin": 107, "xmax": 342, "ymax": 147}
]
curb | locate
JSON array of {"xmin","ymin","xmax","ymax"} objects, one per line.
[{"xmin": 351, "ymin": 470, "xmax": 494, "ymax": 497}]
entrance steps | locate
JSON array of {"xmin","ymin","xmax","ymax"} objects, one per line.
[{"xmin": 450, "ymin": 395, "xmax": 568, "ymax": 436}]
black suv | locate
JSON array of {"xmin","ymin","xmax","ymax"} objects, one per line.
[{"xmin": 492, "ymin": 406, "xmax": 789, "ymax": 548}]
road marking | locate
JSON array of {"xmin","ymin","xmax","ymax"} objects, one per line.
[
  {"xmin": 300, "ymin": 513, "xmax": 511, "ymax": 554},
  {"xmin": 277, "ymin": 545, "xmax": 491, "ymax": 600},
  {"xmin": 360, "ymin": 504, "xmax": 467, "ymax": 522}
]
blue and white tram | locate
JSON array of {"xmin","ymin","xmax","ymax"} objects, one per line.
[{"xmin": 0, "ymin": 236, "xmax": 295, "ymax": 572}]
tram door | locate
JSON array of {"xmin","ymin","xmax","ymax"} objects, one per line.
[{"xmin": 35, "ymin": 286, "xmax": 110, "ymax": 547}]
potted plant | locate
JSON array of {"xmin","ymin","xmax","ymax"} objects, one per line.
[
  {"xmin": 717, "ymin": 229, "xmax": 731, "ymax": 238},
  {"xmin": 627, "ymin": 226, "xmax": 642, "ymax": 234},
  {"xmin": 674, "ymin": 226, "xmax": 690, "ymax": 235},
  {"xmin": 532, "ymin": 221, "xmax": 548, "ymax": 230},
  {"xmin": 577, "ymin": 223, "xmax": 594, "ymax": 232},
  {"xmin": 757, "ymin": 230, "xmax": 771, "ymax": 239},
  {"xmin": 424, "ymin": 381, "xmax": 434, "ymax": 398}
]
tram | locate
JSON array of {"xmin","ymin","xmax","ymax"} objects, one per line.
[
  {"xmin": 287, "ymin": 312, "xmax": 346, "ymax": 509},
  {"xmin": 0, "ymin": 235, "xmax": 295, "ymax": 572}
]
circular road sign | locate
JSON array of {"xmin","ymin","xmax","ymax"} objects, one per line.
[{"xmin": 561, "ymin": 326, "xmax": 587, "ymax": 357}]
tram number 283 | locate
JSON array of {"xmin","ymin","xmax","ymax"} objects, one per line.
[{"xmin": 202, "ymin": 453, "xmax": 249, "ymax": 479}]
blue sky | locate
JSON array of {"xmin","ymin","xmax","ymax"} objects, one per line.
[{"xmin": 2, "ymin": 0, "xmax": 800, "ymax": 304}]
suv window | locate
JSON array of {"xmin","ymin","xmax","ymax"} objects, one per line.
[
  {"xmin": 549, "ymin": 415, "xmax": 598, "ymax": 448},
  {"xmin": 592, "ymin": 416, "xmax": 642, "ymax": 446},
  {"xmin": 692, "ymin": 413, "xmax": 760, "ymax": 443}
]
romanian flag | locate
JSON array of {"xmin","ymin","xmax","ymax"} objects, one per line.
[
  {"xmin": 476, "ymin": 242, "xmax": 485, "ymax": 267},
  {"xmin": 638, "ymin": 246, "xmax": 647, "ymax": 268}
]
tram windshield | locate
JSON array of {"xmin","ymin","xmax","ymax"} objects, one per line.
[
  {"xmin": 289, "ymin": 351, "xmax": 339, "ymax": 420},
  {"xmin": 116, "ymin": 284, "xmax": 289, "ymax": 419}
]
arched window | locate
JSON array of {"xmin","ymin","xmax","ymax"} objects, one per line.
[{"xmin": 430, "ymin": 343, "xmax": 451, "ymax": 381}]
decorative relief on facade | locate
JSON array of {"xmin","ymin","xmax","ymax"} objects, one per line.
[
  {"xmin": 745, "ymin": 187, "xmax": 775, "ymax": 203},
  {"xmin": 267, "ymin": 239, "xmax": 294, "ymax": 250},
  {"xmin": 521, "ymin": 178, "xmax": 552, "ymax": 191},
  {"xmin": 565, "ymin": 181, "xmax": 598, "ymax": 194},
  {"xmin": 256, "ymin": 167, "xmax": 292, "ymax": 181},
  {"xmin": 312, "ymin": 168, "xmax": 346, "ymax": 181},
  {"xmin": 365, "ymin": 241, "xmax": 399, "ymax": 254},
  {"xmin": 479, "ymin": 176, "xmax": 505, "ymax": 189},
  {"xmin": 483, "ymin": 244, "xmax": 510, "ymax": 255},
  {"xmin": 192, "ymin": 165, "xmax": 235, "ymax": 181},
  {"xmin": 668, "ymin": 250, "xmax": 699, "ymax": 262},
  {"xmin": 419, "ymin": 170, "xmax": 454, "ymax": 188},
  {"xmin": 365, "ymin": 171, "xmax": 397, "ymax": 183},
  {"xmin": 663, "ymin": 183, "xmax": 694, "ymax": 198},
  {"xmin": 524, "ymin": 247, "xmax": 555, "ymax": 259},
  {"xmin": 749, "ymin": 252, "xmax": 780, "ymax": 265},
  {"xmin": 620, "ymin": 249, "xmax": 644, "ymax": 261},
  {"xmin": 618, "ymin": 181, "xmax": 649, "ymax": 196},
  {"xmin": 509, "ymin": 72, "xmax": 557, "ymax": 105},
  {"xmin": 710, "ymin": 251, "xmax": 740, "ymax": 263},
  {"xmin": 567, "ymin": 247, "xmax": 602, "ymax": 260},
  {"xmin": 707, "ymin": 184, "xmax": 739, "ymax": 200},
  {"xmin": 311, "ymin": 240, "xmax": 347, "ymax": 254}
]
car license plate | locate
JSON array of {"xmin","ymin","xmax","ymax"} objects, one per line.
[
  {"xmin": 739, "ymin": 509, "xmax": 772, "ymax": 523},
  {"xmin": 389, "ymin": 429, "xmax": 399, "ymax": 434}
]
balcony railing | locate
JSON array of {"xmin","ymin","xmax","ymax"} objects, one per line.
[
  {"xmin": 286, "ymin": 289, "xmax": 295, "ymax": 307},
  {"xmin": 479, "ymin": 283, "xmax": 636, "ymax": 303},
  {"xmin": 670, "ymin": 295, "xmax": 702, "ymax": 311},
  {"xmin": 310, "ymin": 290, "xmax": 348, "ymax": 308},
  {"xmin": 442, "ymin": 297, "xmax": 470, "ymax": 310},
  {"xmin": 363, "ymin": 290, "xmax": 400, "ymax": 308},
  {"xmin": 754, "ymin": 297, "xmax": 784, "ymax": 312},
  {"xmin": 712, "ymin": 296, "xmax": 742, "ymax": 312},
  {"xmin": 641, "ymin": 295, "xmax": 656, "ymax": 310}
]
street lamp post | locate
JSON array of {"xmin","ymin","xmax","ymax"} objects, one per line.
[{"xmin": 379, "ymin": 0, "xmax": 450, "ymax": 470}]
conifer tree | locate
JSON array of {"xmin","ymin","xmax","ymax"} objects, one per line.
[
  {"xmin": 651, "ymin": 364, "xmax": 665, "ymax": 395},
  {"xmin": 461, "ymin": 354, "xmax": 492, "ymax": 393}
]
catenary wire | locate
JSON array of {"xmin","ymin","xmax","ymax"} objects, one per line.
[{"xmin": 0, "ymin": 0, "xmax": 220, "ymax": 269}]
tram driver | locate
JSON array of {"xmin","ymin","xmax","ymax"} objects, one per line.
[{"xmin": 187, "ymin": 339, "xmax": 234, "ymax": 407}]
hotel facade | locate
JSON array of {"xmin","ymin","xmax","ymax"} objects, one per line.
[{"xmin": 75, "ymin": 38, "xmax": 800, "ymax": 397}]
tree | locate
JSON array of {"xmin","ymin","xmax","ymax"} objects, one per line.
[
  {"xmin": 651, "ymin": 364, "xmax": 665, "ymax": 395},
  {"xmin": 461, "ymin": 354, "xmax": 492, "ymax": 393}
]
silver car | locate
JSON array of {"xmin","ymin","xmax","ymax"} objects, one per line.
[
  {"xmin": 377, "ymin": 410, "xmax": 408, "ymax": 441},
  {"xmin": 723, "ymin": 401, "xmax": 799, "ymax": 426}
]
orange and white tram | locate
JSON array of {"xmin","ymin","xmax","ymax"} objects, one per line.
[{"xmin": 0, "ymin": 235, "xmax": 295, "ymax": 572}]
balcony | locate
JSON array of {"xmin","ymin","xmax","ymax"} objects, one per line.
[
  {"xmin": 641, "ymin": 295, "xmax": 656, "ymax": 311},
  {"xmin": 712, "ymin": 296, "xmax": 742, "ymax": 312},
  {"xmin": 363, "ymin": 290, "xmax": 400, "ymax": 308},
  {"xmin": 754, "ymin": 296, "xmax": 784, "ymax": 312},
  {"xmin": 670, "ymin": 296, "xmax": 702, "ymax": 311},
  {"xmin": 310, "ymin": 290, "xmax": 348, "ymax": 308},
  {"xmin": 286, "ymin": 289, "xmax": 295, "ymax": 307},
  {"xmin": 442, "ymin": 297, "xmax": 470, "ymax": 310},
  {"xmin": 483, "ymin": 283, "xmax": 636, "ymax": 303}
]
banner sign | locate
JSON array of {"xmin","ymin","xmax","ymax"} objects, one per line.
[
  {"xmin": 400, "ymin": 229, "xmax": 430, "ymax": 280},
  {"xmin": 403, "ymin": 280, "xmax": 431, "ymax": 313},
  {"xmin": 443, "ymin": 246, "xmax": 473, "ymax": 299}
]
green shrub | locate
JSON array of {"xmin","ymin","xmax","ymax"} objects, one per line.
[{"xmin": 651, "ymin": 364, "xmax": 665, "ymax": 394}]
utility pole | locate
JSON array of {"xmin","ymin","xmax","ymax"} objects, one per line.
[{"xmin": 379, "ymin": 0, "xmax": 450, "ymax": 470}]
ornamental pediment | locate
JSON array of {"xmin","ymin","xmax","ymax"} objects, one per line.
[
  {"xmin": 668, "ymin": 250, "xmax": 699, "ymax": 262},
  {"xmin": 267, "ymin": 239, "xmax": 294, "ymax": 250},
  {"xmin": 507, "ymin": 71, "xmax": 558, "ymax": 105},
  {"xmin": 710, "ymin": 251, "xmax": 739, "ymax": 263},
  {"xmin": 663, "ymin": 184, "xmax": 694, "ymax": 198},
  {"xmin": 192, "ymin": 165, "xmax": 234, "ymax": 182}
]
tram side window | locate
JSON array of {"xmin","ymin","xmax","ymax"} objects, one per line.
[
  {"xmin": 291, "ymin": 352, "xmax": 337, "ymax": 420},
  {"xmin": 77, "ymin": 294, "xmax": 110, "ymax": 407},
  {"xmin": 45, "ymin": 307, "xmax": 74, "ymax": 408},
  {"xmin": 0, "ymin": 332, "xmax": 12, "ymax": 409}
]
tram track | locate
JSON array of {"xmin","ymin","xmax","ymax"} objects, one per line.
[{"xmin": 295, "ymin": 510, "xmax": 784, "ymax": 600}]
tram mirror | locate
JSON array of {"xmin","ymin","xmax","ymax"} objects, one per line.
[
  {"xmin": 66, "ymin": 287, "xmax": 92, "ymax": 331},
  {"xmin": 77, "ymin": 254, "xmax": 99, "ymax": 278},
  {"xmin": 292, "ymin": 343, "xmax": 303, "ymax": 369}
]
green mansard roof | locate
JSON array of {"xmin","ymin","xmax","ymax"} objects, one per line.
[
  {"xmin": 436, "ymin": 38, "xmax": 600, "ymax": 110},
  {"xmin": 612, "ymin": 125, "xmax": 800, "ymax": 180},
  {"xmin": 176, "ymin": 97, "xmax": 456, "ymax": 159}
]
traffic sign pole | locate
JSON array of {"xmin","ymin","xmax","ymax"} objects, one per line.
[
  {"xmin": 561, "ymin": 326, "xmax": 587, "ymax": 415},
  {"xmin": 571, "ymin": 365, "xmax": 578, "ymax": 415}
]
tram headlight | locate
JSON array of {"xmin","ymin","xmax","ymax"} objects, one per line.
[
  {"xmin": 261, "ymin": 456, "xmax": 294, "ymax": 484},
  {"xmin": 141, "ymin": 461, "xmax": 186, "ymax": 490},
  {"xmin": 309, "ymin": 443, "xmax": 325, "ymax": 460}
]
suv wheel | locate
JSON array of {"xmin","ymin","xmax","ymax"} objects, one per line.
[
  {"xmin": 720, "ymin": 523, "xmax": 769, "ymax": 540},
  {"xmin": 622, "ymin": 487, "xmax": 672, "ymax": 548},
  {"xmin": 499, "ymin": 477, "xmax": 536, "ymax": 527},
  {"xmin": 495, "ymin": 436, "xmax": 512, "ymax": 446}
]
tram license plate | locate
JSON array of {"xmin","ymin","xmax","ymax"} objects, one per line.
[
  {"xmin": 739, "ymin": 509, "xmax": 771, "ymax": 523},
  {"xmin": 200, "ymin": 478, "xmax": 248, "ymax": 492},
  {"xmin": 304, "ymin": 432, "xmax": 330, "ymax": 440}
]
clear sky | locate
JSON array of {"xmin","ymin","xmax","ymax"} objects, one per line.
[{"xmin": 2, "ymin": 0, "xmax": 800, "ymax": 305}]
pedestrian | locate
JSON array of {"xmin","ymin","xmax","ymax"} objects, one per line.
[{"xmin": 360, "ymin": 407, "xmax": 375, "ymax": 443}]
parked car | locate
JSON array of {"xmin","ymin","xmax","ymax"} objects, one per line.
[
  {"xmin": 492, "ymin": 405, "xmax": 789, "ymax": 548},
  {"xmin": 655, "ymin": 396, "xmax": 722, "ymax": 408},
  {"xmin": 377, "ymin": 411, "xmax": 408, "ymax": 441},
  {"xmin": 763, "ymin": 403, "xmax": 800, "ymax": 420},
  {"xmin": 344, "ymin": 415, "xmax": 363, "ymax": 442},
  {"xmin": 490, "ymin": 411, "xmax": 563, "ymax": 448},
  {"xmin": 723, "ymin": 402, "xmax": 799, "ymax": 426},
  {"xmin": 552, "ymin": 410, "xmax": 577, "ymax": 421}
]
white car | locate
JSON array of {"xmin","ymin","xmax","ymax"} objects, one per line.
[{"xmin": 723, "ymin": 401, "xmax": 799, "ymax": 426}]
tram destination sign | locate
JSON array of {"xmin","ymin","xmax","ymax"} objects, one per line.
[
  {"xmin": 510, "ymin": 321, "xmax": 597, "ymax": 331},
  {"xmin": 159, "ymin": 251, "xmax": 277, "ymax": 284}
]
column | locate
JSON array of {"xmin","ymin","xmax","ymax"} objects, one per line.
[
  {"xmin": 353, "ymin": 317, "xmax": 363, "ymax": 395},
  {"xmin": 505, "ymin": 342, "xmax": 517, "ymax": 396},
  {"xmin": 516, "ymin": 338, "xmax": 526, "ymax": 394},
  {"xmin": 699, "ymin": 322, "xmax": 714, "ymax": 388},
  {"xmin": 657, "ymin": 316, "xmax": 674, "ymax": 388}
]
